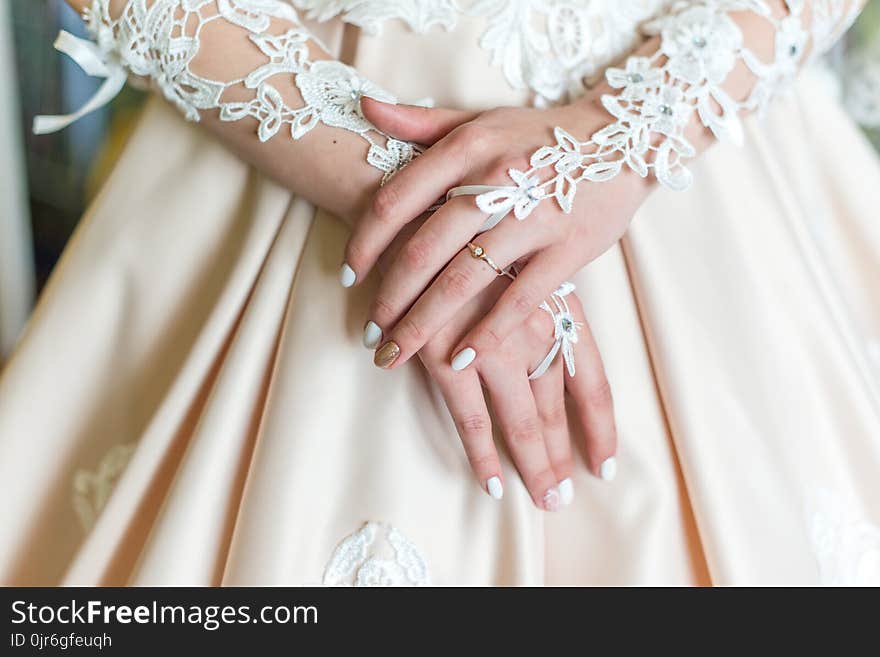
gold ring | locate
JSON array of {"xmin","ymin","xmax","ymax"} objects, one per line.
[{"xmin": 467, "ymin": 242, "xmax": 505, "ymax": 276}]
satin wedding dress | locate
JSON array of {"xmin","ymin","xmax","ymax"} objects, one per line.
[{"xmin": 1, "ymin": 0, "xmax": 879, "ymax": 586}]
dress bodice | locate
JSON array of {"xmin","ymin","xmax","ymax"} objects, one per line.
[{"xmin": 292, "ymin": 1, "xmax": 674, "ymax": 103}]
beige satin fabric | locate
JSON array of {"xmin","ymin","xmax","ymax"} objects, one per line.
[{"xmin": 1, "ymin": 15, "xmax": 879, "ymax": 585}]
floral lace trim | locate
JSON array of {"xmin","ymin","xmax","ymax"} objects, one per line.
[
  {"xmin": 294, "ymin": 0, "xmax": 676, "ymax": 104},
  {"xmin": 474, "ymin": 0, "xmax": 863, "ymax": 221},
  {"xmin": 72, "ymin": 442, "xmax": 137, "ymax": 532},
  {"xmin": 322, "ymin": 522, "xmax": 431, "ymax": 586},
  {"xmin": 38, "ymin": 0, "xmax": 416, "ymax": 183},
  {"xmin": 805, "ymin": 488, "xmax": 880, "ymax": 586}
]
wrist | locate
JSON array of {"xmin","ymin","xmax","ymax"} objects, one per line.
[{"xmin": 556, "ymin": 96, "xmax": 655, "ymax": 204}]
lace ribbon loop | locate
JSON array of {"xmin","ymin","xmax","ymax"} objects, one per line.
[{"xmin": 33, "ymin": 31, "xmax": 128, "ymax": 135}]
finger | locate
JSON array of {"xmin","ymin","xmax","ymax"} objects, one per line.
[
  {"xmin": 564, "ymin": 298, "xmax": 618, "ymax": 481},
  {"xmin": 451, "ymin": 245, "xmax": 577, "ymax": 371},
  {"xmin": 483, "ymin": 366, "xmax": 560, "ymax": 511},
  {"xmin": 362, "ymin": 98, "xmax": 481, "ymax": 144},
  {"xmin": 372, "ymin": 214, "xmax": 542, "ymax": 369},
  {"xmin": 431, "ymin": 365, "xmax": 504, "ymax": 500},
  {"xmin": 367, "ymin": 197, "xmax": 486, "ymax": 334},
  {"xmin": 529, "ymin": 354, "xmax": 574, "ymax": 506},
  {"xmin": 343, "ymin": 134, "xmax": 471, "ymax": 286}
]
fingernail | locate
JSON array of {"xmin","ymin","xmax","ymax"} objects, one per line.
[
  {"xmin": 363, "ymin": 321, "xmax": 383, "ymax": 349},
  {"xmin": 600, "ymin": 457, "xmax": 617, "ymax": 482},
  {"xmin": 558, "ymin": 478, "xmax": 574, "ymax": 506},
  {"xmin": 339, "ymin": 263, "xmax": 356, "ymax": 288},
  {"xmin": 486, "ymin": 476, "xmax": 503, "ymax": 500},
  {"xmin": 451, "ymin": 347, "xmax": 477, "ymax": 371},
  {"xmin": 374, "ymin": 341, "xmax": 400, "ymax": 369},
  {"xmin": 542, "ymin": 487, "xmax": 560, "ymax": 512}
]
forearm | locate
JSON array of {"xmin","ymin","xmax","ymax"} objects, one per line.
[{"xmin": 54, "ymin": 0, "xmax": 412, "ymax": 224}]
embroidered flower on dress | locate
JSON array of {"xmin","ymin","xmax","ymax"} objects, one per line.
[
  {"xmin": 72, "ymin": 442, "xmax": 137, "ymax": 532},
  {"xmin": 476, "ymin": 169, "xmax": 548, "ymax": 221},
  {"xmin": 322, "ymin": 522, "xmax": 431, "ymax": 586}
]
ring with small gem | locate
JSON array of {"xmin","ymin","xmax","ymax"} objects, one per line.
[{"xmin": 466, "ymin": 242, "xmax": 505, "ymax": 276}]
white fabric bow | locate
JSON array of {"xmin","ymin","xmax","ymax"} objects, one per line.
[{"xmin": 32, "ymin": 31, "xmax": 127, "ymax": 135}]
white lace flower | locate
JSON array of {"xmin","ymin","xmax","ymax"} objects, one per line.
[
  {"xmin": 530, "ymin": 127, "xmax": 583, "ymax": 174},
  {"xmin": 774, "ymin": 14, "xmax": 810, "ymax": 76},
  {"xmin": 806, "ymin": 488, "xmax": 880, "ymax": 586},
  {"xmin": 58, "ymin": 0, "xmax": 411, "ymax": 180},
  {"xmin": 73, "ymin": 442, "xmax": 137, "ymax": 532},
  {"xmin": 323, "ymin": 522, "xmax": 430, "ymax": 587},
  {"xmin": 296, "ymin": 60, "xmax": 396, "ymax": 133},
  {"xmin": 642, "ymin": 84, "xmax": 691, "ymax": 135},
  {"xmin": 245, "ymin": 29, "xmax": 311, "ymax": 88},
  {"xmin": 217, "ymin": 0, "xmax": 301, "ymax": 33},
  {"xmin": 661, "ymin": 5, "xmax": 742, "ymax": 85},
  {"xmin": 476, "ymin": 168, "xmax": 547, "ymax": 221},
  {"xmin": 367, "ymin": 138, "xmax": 417, "ymax": 183},
  {"xmin": 605, "ymin": 56, "xmax": 664, "ymax": 100}
]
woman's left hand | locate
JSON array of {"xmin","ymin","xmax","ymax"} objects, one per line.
[{"xmin": 343, "ymin": 96, "xmax": 651, "ymax": 371}]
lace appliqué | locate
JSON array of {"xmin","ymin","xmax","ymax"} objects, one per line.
[
  {"xmin": 805, "ymin": 488, "xmax": 880, "ymax": 586},
  {"xmin": 474, "ymin": 0, "xmax": 861, "ymax": 222},
  {"xmin": 839, "ymin": 36, "xmax": 880, "ymax": 128},
  {"xmin": 72, "ymin": 442, "xmax": 137, "ymax": 532},
  {"xmin": 322, "ymin": 522, "xmax": 431, "ymax": 586},
  {"xmin": 293, "ymin": 0, "xmax": 460, "ymax": 35},
  {"xmin": 36, "ymin": 0, "xmax": 415, "ymax": 182},
  {"xmin": 469, "ymin": 0, "xmax": 675, "ymax": 104},
  {"xmin": 295, "ymin": 1, "xmax": 675, "ymax": 104}
]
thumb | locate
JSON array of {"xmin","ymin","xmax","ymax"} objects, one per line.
[{"xmin": 362, "ymin": 97, "xmax": 480, "ymax": 145}]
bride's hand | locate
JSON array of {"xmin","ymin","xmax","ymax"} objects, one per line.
[
  {"xmin": 343, "ymin": 96, "xmax": 651, "ymax": 375},
  {"xmin": 376, "ymin": 225, "xmax": 617, "ymax": 506}
]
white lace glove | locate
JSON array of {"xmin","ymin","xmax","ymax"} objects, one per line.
[
  {"xmin": 34, "ymin": 0, "xmax": 416, "ymax": 183},
  {"xmin": 460, "ymin": 0, "xmax": 866, "ymax": 221}
]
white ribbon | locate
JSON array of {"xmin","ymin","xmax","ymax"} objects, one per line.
[
  {"xmin": 528, "ymin": 339, "xmax": 563, "ymax": 380},
  {"xmin": 528, "ymin": 284, "xmax": 580, "ymax": 380},
  {"xmin": 32, "ymin": 31, "xmax": 127, "ymax": 135},
  {"xmin": 446, "ymin": 185, "xmax": 510, "ymax": 232}
]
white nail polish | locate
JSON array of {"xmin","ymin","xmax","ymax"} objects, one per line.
[
  {"xmin": 363, "ymin": 321, "xmax": 382, "ymax": 349},
  {"xmin": 558, "ymin": 478, "xmax": 574, "ymax": 506},
  {"xmin": 600, "ymin": 457, "xmax": 617, "ymax": 482},
  {"xmin": 451, "ymin": 347, "xmax": 477, "ymax": 371},
  {"xmin": 486, "ymin": 476, "xmax": 503, "ymax": 500},
  {"xmin": 542, "ymin": 487, "xmax": 560, "ymax": 512},
  {"xmin": 339, "ymin": 263, "xmax": 356, "ymax": 288}
]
